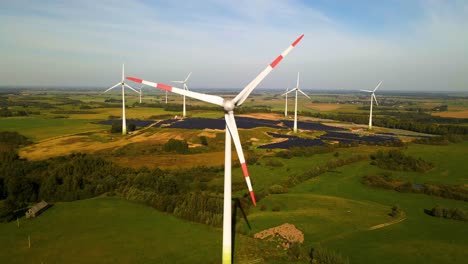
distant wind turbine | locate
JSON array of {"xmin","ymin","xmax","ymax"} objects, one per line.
[
  {"xmin": 171, "ymin": 72, "xmax": 192, "ymax": 118},
  {"xmin": 283, "ymin": 86, "xmax": 289, "ymax": 117},
  {"xmin": 103, "ymin": 64, "xmax": 140, "ymax": 135},
  {"xmin": 282, "ymin": 72, "xmax": 310, "ymax": 133},
  {"xmin": 360, "ymin": 81, "xmax": 382, "ymax": 130},
  {"xmin": 138, "ymin": 84, "xmax": 145, "ymax": 104},
  {"xmin": 127, "ymin": 34, "xmax": 304, "ymax": 264}
]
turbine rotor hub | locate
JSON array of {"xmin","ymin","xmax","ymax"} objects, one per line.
[{"xmin": 223, "ymin": 99, "xmax": 235, "ymax": 112}]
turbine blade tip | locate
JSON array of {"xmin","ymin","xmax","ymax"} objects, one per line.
[
  {"xmin": 127, "ymin": 77, "xmax": 142, "ymax": 83},
  {"xmin": 292, "ymin": 34, "xmax": 304, "ymax": 47},
  {"xmin": 250, "ymin": 191, "xmax": 257, "ymax": 206}
]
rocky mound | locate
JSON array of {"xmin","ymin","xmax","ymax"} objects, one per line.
[{"xmin": 254, "ymin": 223, "xmax": 304, "ymax": 248}]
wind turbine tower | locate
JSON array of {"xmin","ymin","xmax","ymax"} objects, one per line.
[
  {"xmin": 127, "ymin": 34, "xmax": 304, "ymax": 263},
  {"xmin": 283, "ymin": 86, "xmax": 289, "ymax": 117},
  {"xmin": 103, "ymin": 64, "xmax": 140, "ymax": 135},
  {"xmin": 172, "ymin": 72, "xmax": 192, "ymax": 118},
  {"xmin": 360, "ymin": 81, "xmax": 382, "ymax": 130},
  {"xmin": 282, "ymin": 72, "xmax": 310, "ymax": 133}
]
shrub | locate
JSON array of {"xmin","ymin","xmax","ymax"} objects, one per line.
[
  {"xmin": 163, "ymin": 139, "xmax": 189, "ymax": 154},
  {"xmin": 272, "ymin": 204, "xmax": 281, "ymax": 212},
  {"xmin": 110, "ymin": 123, "xmax": 122, "ymax": 133},
  {"xmin": 389, "ymin": 204, "xmax": 401, "ymax": 218},
  {"xmin": 260, "ymin": 204, "xmax": 267, "ymax": 211},
  {"xmin": 265, "ymin": 159, "xmax": 284, "ymax": 167},
  {"xmin": 199, "ymin": 136, "xmax": 208, "ymax": 146},
  {"xmin": 309, "ymin": 247, "xmax": 349, "ymax": 264},
  {"xmin": 127, "ymin": 123, "xmax": 136, "ymax": 132},
  {"xmin": 268, "ymin": 184, "xmax": 288, "ymax": 194}
]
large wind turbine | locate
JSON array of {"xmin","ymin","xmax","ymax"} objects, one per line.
[
  {"xmin": 360, "ymin": 81, "xmax": 382, "ymax": 130},
  {"xmin": 171, "ymin": 72, "xmax": 192, "ymax": 117},
  {"xmin": 103, "ymin": 64, "xmax": 140, "ymax": 135},
  {"xmin": 282, "ymin": 72, "xmax": 310, "ymax": 133},
  {"xmin": 127, "ymin": 34, "xmax": 304, "ymax": 263}
]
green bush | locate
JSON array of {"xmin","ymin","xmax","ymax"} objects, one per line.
[
  {"xmin": 111, "ymin": 123, "xmax": 122, "ymax": 133},
  {"xmin": 309, "ymin": 247, "xmax": 349, "ymax": 264},
  {"xmin": 163, "ymin": 139, "xmax": 189, "ymax": 154},
  {"xmin": 265, "ymin": 159, "xmax": 284, "ymax": 167},
  {"xmin": 268, "ymin": 184, "xmax": 288, "ymax": 194},
  {"xmin": 272, "ymin": 204, "xmax": 281, "ymax": 212}
]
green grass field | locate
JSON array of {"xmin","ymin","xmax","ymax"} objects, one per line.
[
  {"xmin": 0, "ymin": 197, "xmax": 224, "ymax": 264},
  {"xmin": 2, "ymin": 91, "xmax": 468, "ymax": 263}
]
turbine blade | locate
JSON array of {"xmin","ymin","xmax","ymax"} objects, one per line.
[
  {"xmin": 298, "ymin": 89, "xmax": 311, "ymax": 99},
  {"xmin": 373, "ymin": 81, "xmax": 383, "ymax": 92},
  {"xmin": 233, "ymin": 34, "xmax": 304, "ymax": 106},
  {"xmin": 360, "ymin": 90, "xmax": 373, "ymax": 93},
  {"xmin": 373, "ymin": 93, "xmax": 378, "ymax": 106},
  {"xmin": 171, "ymin": 81, "xmax": 184, "ymax": 83},
  {"xmin": 184, "ymin": 72, "xmax": 192, "ymax": 82},
  {"xmin": 225, "ymin": 112, "xmax": 256, "ymax": 206},
  {"xmin": 127, "ymin": 77, "xmax": 224, "ymax": 107},
  {"xmin": 281, "ymin": 89, "xmax": 296, "ymax": 96},
  {"xmin": 103, "ymin": 83, "xmax": 121, "ymax": 93},
  {"xmin": 124, "ymin": 83, "xmax": 140, "ymax": 94}
]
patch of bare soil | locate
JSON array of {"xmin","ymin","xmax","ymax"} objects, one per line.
[{"xmin": 254, "ymin": 223, "xmax": 304, "ymax": 249}]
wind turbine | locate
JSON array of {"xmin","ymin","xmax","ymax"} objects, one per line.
[
  {"xmin": 171, "ymin": 72, "xmax": 192, "ymax": 117},
  {"xmin": 360, "ymin": 81, "xmax": 382, "ymax": 130},
  {"xmin": 103, "ymin": 64, "xmax": 140, "ymax": 135},
  {"xmin": 127, "ymin": 34, "xmax": 304, "ymax": 263},
  {"xmin": 283, "ymin": 86, "xmax": 289, "ymax": 117},
  {"xmin": 138, "ymin": 84, "xmax": 145, "ymax": 104},
  {"xmin": 282, "ymin": 72, "xmax": 310, "ymax": 133}
]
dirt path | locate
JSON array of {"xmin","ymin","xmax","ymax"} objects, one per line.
[{"xmin": 368, "ymin": 212, "xmax": 406, "ymax": 230}]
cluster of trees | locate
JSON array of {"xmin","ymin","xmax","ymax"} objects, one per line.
[
  {"xmin": 163, "ymin": 139, "xmax": 189, "ymax": 154},
  {"xmin": 361, "ymin": 173, "xmax": 468, "ymax": 202},
  {"xmin": 0, "ymin": 132, "xmax": 231, "ymax": 226},
  {"xmin": 370, "ymin": 149, "xmax": 434, "ymax": 172},
  {"xmin": 110, "ymin": 123, "xmax": 136, "ymax": 133},
  {"xmin": 286, "ymin": 110, "xmax": 468, "ymax": 135},
  {"xmin": 426, "ymin": 205, "xmax": 467, "ymax": 221},
  {"xmin": 0, "ymin": 107, "xmax": 31, "ymax": 117}
]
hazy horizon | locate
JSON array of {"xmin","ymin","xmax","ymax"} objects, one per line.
[{"xmin": 1, "ymin": 0, "xmax": 467, "ymax": 91}]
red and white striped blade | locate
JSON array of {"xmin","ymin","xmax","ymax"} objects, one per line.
[
  {"xmin": 103, "ymin": 82, "xmax": 121, "ymax": 93},
  {"xmin": 127, "ymin": 77, "xmax": 224, "ymax": 107},
  {"xmin": 224, "ymin": 112, "xmax": 256, "ymax": 206},
  {"xmin": 124, "ymin": 83, "xmax": 140, "ymax": 94},
  {"xmin": 233, "ymin": 34, "xmax": 304, "ymax": 106}
]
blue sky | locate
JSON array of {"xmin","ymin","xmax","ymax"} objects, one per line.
[{"xmin": 1, "ymin": 0, "xmax": 467, "ymax": 91}]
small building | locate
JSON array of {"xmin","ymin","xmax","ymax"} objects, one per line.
[{"xmin": 25, "ymin": 200, "xmax": 49, "ymax": 218}]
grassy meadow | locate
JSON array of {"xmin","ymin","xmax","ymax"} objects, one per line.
[{"xmin": 1, "ymin": 89, "xmax": 467, "ymax": 263}]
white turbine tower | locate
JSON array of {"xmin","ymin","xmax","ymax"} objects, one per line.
[
  {"xmin": 282, "ymin": 72, "xmax": 310, "ymax": 133},
  {"xmin": 360, "ymin": 81, "xmax": 382, "ymax": 130},
  {"xmin": 127, "ymin": 34, "xmax": 304, "ymax": 263},
  {"xmin": 283, "ymin": 86, "xmax": 289, "ymax": 117},
  {"xmin": 138, "ymin": 84, "xmax": 145, "ymax": 104},
  {"xmin": 103, "ymin": 64, "xmax": 140, "ymax": 135},
  {"xmin": 171, "ymin": 72, "xmax": 192, "ymax": 118}
]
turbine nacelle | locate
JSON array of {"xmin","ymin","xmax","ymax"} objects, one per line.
[{"xmin": 223, "ymin": 99, "xmax": 235, "ymax": 112}]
